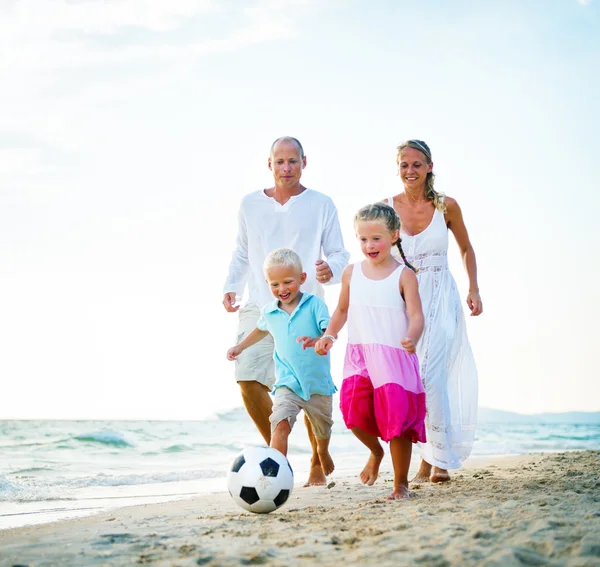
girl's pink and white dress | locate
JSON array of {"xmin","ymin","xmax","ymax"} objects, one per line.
[
  {"xmin": 387, "ymin": 197, "xmax": 478, "ymax": 469},
  {"xmin": 340, "ymin": 262, "xmax": 426, "ymax": 443}
]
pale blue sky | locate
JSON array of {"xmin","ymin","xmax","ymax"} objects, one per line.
[{"xmin": 0, "ymin": 0, "xmax": 598, "ymax": 419}]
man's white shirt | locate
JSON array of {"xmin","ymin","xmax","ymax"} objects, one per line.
[{"xmin": 224, "ymin": 188, "xmax": 349, "ymax": 308}]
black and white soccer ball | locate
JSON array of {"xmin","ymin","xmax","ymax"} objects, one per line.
[{"xmin": 227, "ymin": 446, "xmax": 294, "ymax": 514}]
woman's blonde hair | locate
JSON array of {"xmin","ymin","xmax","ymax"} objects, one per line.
[
  {"xmin": 354, "ymin": 203, "xmax": 417, "ymax": 273},
  {"xmin": 396, "ymin": 139, "xmax": 446, "ymax": 212}
]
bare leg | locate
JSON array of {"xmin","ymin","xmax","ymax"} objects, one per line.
[
  {"xmin": 351, "ymin": 427, "xmax": 384, "ymax": 486},
  {"xmin": 238, "ymin": 380, "xmax": 273, "ymax": 445},
  {"xmin": 304, "ymin": 415, "xmax": 326, "ymax": 487},
  {"xmin": 270, "ymin": 419, "xmax": 291, "ymax": 456},
  {"xmin": 316, "ymin": 436, "xmax": 335, "ymax": 477},
  {"xmin": 431, "ymin": 467, "xmax": 451, "ymax": 483},
  {"xmin": 411, "ymin": 458, "xmax": 432, "ymax": 483},
  {"xmin": 388, "ymin": 436, "xmax": 412, "ymax": 500}
]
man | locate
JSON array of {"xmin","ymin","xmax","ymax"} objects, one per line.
[{"xmin": 223, "ymin": 136, "xmax": 349, "ymax": 486}]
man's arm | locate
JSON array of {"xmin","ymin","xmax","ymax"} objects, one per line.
[
  {"xmin": 223, "ymin": 204, "xmax": 250, "ymax": 311},
  {"xmin": 320, "ymin": 201, "xmax": 350, "ymax": 285}
]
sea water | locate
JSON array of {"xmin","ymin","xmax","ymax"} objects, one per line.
[{"xmin": 1, "ymin": 407, "xmax": 599, "ymax": 530}]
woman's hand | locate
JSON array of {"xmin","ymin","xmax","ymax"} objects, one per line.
[{"xmin": 467, "ymin": 291, "xmax": 483, "ymax": 316}]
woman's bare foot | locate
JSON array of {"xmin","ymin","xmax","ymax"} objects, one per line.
[
  {"xmin": 360, "ymin": 449, "xmax": 384, "ymax": 486},
  {"xmin": 387, "ymin": 483, "xmax": 410, "ymax": 500},
  {"xmin": 410, "ymin": 460, "xmax": 432, "ymax": 483},
  {"xmin": 303, "ymin": 463, "xmax": 326, "ymax": 487},
  {"xmin": 430, "ymin": 467, "xmax": 450, "ymax": 483}
]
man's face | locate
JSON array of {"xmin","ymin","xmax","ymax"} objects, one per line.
[{"xmin": 268, "ymin": 140, "xmax": 306, "ymax": 188}]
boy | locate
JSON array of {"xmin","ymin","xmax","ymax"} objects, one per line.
[{"xmin": 227, "ymin": 248, "xmax": 336, "ymax": 479}]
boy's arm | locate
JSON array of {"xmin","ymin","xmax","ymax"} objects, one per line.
[
  {"xmin": 227, "ymin": 328, "xmax": 270, "ymax": 360},
  {"xmin": 297, "ymin": 298, "xmax": 331, "ymax": 350},
  {"xmin": 399, "ymin": 269, "xmax": 424, "ymax": 353}
]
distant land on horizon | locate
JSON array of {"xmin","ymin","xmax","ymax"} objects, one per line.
[{"xmin": 478, "ymin": 407, "xmax": 600, "ymax": 424}]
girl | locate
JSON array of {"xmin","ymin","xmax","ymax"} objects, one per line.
[{"xmin": 315, "ymin": 203, "xmax": 426, "ymax": 500}]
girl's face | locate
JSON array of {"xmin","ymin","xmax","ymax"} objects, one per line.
[
  {"xmin": 355, "ymin": 220, "xmax": 399, "ymax": 264},
  {"xmin": 398, "ymin": 147, "xmax": 433, "ymax": 191}
]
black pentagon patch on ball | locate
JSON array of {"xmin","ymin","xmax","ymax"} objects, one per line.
[
  {"xmin": 274, "ymin": 489, "xmax": 290, "ymax": 507},
  {"xmin": 231, "ymin": 455, "xmax": 245, "ymax": 473},
  {"xmin": 259, "ymin": 457, "xmax": 280, "ymax": 477},
  {"xmin": 240, "ymin": 486, "xmax": 260, "ymax": 505}
]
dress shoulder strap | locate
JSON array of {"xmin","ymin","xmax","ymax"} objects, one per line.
[{"xmin": 386, "ymin": 197, "xmax": 393, "ymax": 207}]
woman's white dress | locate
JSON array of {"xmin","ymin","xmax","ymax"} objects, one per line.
[{"xmin": 387, "ymin": 198, "xmax": 478, "ymax": 469}]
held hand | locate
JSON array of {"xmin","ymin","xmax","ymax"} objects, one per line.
[
  {"xmin": 466, "ymin": 291, "xmax": 483, "ymax": 316},
  {"xmin": 315, "ymin": 260, "xmax": 333, "ymax": 284},
  {"xmin": 400, "ymin": 338, "xmax": 416, "ymax": 354},
  {"xmin": 227, "ymin": 345, "xmax": 243, "ymax": 361},
  {"xmin": 297, "ymin": 336, "xmax": 317, "ymax": 350},
  {"xmin": 222, "ymin": 292, "xmax": 239, "ymax": 313},
  {"xmin": 315, "ymin": 338, "xmax": 334, "ymax": 356}
]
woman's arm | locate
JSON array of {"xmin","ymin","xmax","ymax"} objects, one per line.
[{"xmin": 444, "ymin": 197, "xmax": 483, "ymax": 316}]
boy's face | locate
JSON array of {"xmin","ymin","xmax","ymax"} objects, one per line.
[{"xmin": 265, "ymin": 265, "xmax": 306, "ymax": 306}]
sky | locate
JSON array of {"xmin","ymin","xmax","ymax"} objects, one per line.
[{"xmin": 0, "ymin": 0, "xmax": 598, "ymax": 420}]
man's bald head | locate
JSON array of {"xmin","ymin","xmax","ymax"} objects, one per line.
[{"xmin": 270, "ymin": 137, "xmax": 305, "ymax": 159}]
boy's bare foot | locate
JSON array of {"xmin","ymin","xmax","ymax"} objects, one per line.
[
  {"xmin": 387, "ymin": 483, "xmax": 409, "ymax": 500},
  {"xmin": 410, "ymin": 460, "xmax": 432, "ymax": 483},
  {"xmin": 318, "ymin": 451, "xmax": 335, "ymax": 477},
  {"xmin": 430, "ymin": 467, "xmax": 450, "ymax": 483},
  {"xmin": 360, "ymin": 449, "xmax": 384, "ymax": 486},
  {"xmin": 303, "ymin": 463, "xmax": 326, "ymax": 487}
]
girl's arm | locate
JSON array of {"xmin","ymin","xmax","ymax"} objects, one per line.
[
  {"xmin": 315, "ymin": 265, "xmax": 353, "ymax": 355},
  {"xmin": 227, "ymin": 328, "xmax": 270, "ymax": 360},
  {"xmin": 400, "ymin": 268, "xmax": 424, "ymax": 354},
  {"xmin": 444, "ymin": 197, "xmax": 483, "ymax": 316}
]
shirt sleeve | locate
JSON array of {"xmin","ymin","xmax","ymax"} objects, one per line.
[
  {"xmin": 223, "ymin": 202, "xmax": 250, "ymax": 297},
  {"xmin": 314, "ymin": 298, "xmax": 331, "ymax": 333},
  {"xmin": 256, "ymin": 309, "xmax": 268, "ymax": 332},
  {"xmin": 321, "ymin": 200, "xmax": 350, "ymax": 285}
]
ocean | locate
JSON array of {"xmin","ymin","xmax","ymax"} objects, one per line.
[{"xmin": 1, "ymin": 407, "xmax": 599, "ymax": 531}]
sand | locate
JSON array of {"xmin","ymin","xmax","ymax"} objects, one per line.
[{"xmin": 0, "ymin": 450, "xmax": 599, "ymax": 567}]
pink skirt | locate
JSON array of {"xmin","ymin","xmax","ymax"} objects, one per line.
[{"xmin": 340, "ymin": 343, "xmax": 426, "ymax": 443}]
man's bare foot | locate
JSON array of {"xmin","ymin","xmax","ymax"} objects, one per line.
[
  {"xmin": 360, "ymin": 449, "xmax": 384, "ymax": 486},
  {"xmin": 430, "ymin": 467, "xmax": 450, "ymax": 483},
  {"xmin": 387, "ymin": 483, "xmax": 409, "ymax": 500},
  {"xmin": 410, "ymin": 460, "xmax": 432, "ymax": 483},
  {"xmin": 317, "ymin": 451, "xmax": 335, "ymax": 477},
  {"xmin": 303, "ymin": 464, "xmax": 326, "ymax": 487}
]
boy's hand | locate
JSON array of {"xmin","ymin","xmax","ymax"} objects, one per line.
[
  {"xmin": 400, "ymin": 338, "xmax": 416, "ymax": 354},
  {"xmin": 297, "ymin": 336, "xmax": 317, "ymax": 350},
  {"xmin": 227, "ymin": 346, "xmax": 243, "ymax": 361},
  {"xmin": 315, "ymin": 338, "xmax": 334, "ymax": 356}
]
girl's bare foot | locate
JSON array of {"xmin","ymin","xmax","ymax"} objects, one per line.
[
  {"xmin": 411, "ymin": 460, "xmax": 432, "ymax": 483},
  {"xmin": 430, "ymin": 467, "xmax": 450, "ymax": 483},
  {"xmin": 303, "ymin": 464, "xmax": 326, "ymax": 487},
  {"xmin": 360, "ymin": 449, "xmax": 384, "ymax": 486},
  {"xmin": 387, "ymin": 483, "xmax": 410, "ymax": 500}
]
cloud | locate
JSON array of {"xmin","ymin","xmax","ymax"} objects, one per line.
[{"xmin": 577, "ymin": 0, "xmax": 592, "ymax": 5}]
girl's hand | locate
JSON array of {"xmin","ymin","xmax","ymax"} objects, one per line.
[
  {"xmin": 467, "ymin": 291, "xmax": 483, "ymax": 316},
  {"xmin": 401, "ymin": 338, "xmax": 416, "ymax": 354},
  {"xmin": 297, "ymin": 336, "xmax": 317, "ymax": 350},
  {"xmin": 315, "ymin": 338, "xmax": 334, "ymax": 356},
  {"xmin": 227, "ymin": 346, "xmax": 243, "ymax": 361}
]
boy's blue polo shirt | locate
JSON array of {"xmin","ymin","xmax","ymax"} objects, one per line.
[{"xmin": 257, "ymin": 293, "xmax": 337, "ymax": 401}]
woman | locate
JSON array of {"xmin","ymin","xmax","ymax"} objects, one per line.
[{"xmin": 385, "ymin": 139, "xmax": 482, "ymax": 483}]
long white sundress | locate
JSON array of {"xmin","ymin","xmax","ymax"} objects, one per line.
[{"xmin": 387, "ymin": 197, "xmax": 478, "ymax": 470}]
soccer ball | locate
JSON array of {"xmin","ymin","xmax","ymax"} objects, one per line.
[{"xmin": 227, "ymin": 446, "xmax": 294, "ymax": 514}]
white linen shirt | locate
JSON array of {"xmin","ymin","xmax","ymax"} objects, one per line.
[{"xmin": 224, "ymin": 188, "xmax": 349, "ymax": 308}]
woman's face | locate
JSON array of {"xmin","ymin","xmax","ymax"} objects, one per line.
[{"xmin": 398, "ymin": 147, "xmax": 433, "ymax": 191}]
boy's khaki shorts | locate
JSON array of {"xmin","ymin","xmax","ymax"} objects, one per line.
[
  {"xmin": 235, "ymin": 303, "xmax": 275, "ymax": 390},
  {"xmin": 270, "ymin": 387, "xmax": 333, "ymax": 439}
]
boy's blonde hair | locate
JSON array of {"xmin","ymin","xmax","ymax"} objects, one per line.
[{"xmin": 264, "ymin": 248, "xmax": 303, "ymax": 274}]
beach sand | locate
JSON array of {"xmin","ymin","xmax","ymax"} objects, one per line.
[{"xmin": 1, "ymin": 450, "xmax": 599, "ymax": 567}]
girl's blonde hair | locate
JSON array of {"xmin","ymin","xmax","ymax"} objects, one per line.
[
  {"xmin": 354, "ymin": 203, "xmax": 417, "ymax": 273},
  {"xmin": 263, "ymin": 247, "xmax": 303, "ymax": 274},
  {"xmin": 396, "ymin": 139, "xmax": 446, "ymax": 213}
]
